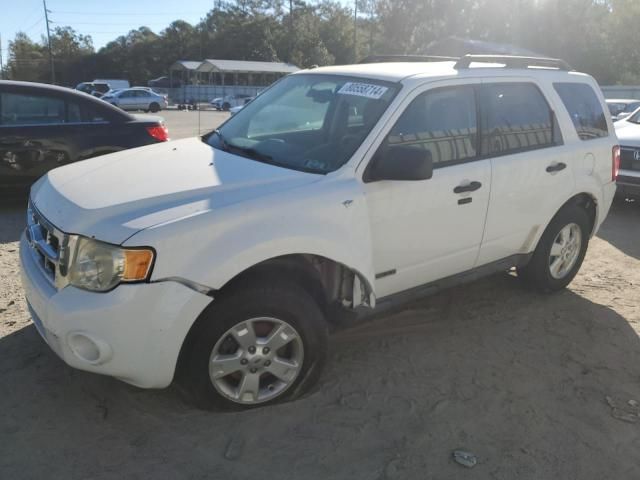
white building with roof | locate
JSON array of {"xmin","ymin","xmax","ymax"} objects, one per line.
[{"xmin": 167, "ymin": 59, "xmax": 299, "ymax": 103}]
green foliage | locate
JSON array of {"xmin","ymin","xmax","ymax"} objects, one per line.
[{"xmin": 4, "ymin": 0, "xmax": 640, "ymax": 86}]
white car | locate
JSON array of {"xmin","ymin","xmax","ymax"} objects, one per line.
[
  {"xmin": 210, "ymin": 93, "xmax": 253, "ymax": 111},
  {"xmin": 102, "ymin": 88, "xmax": 168, "ymax": 112},
  {"xmin": 613, "ymin": 109, "xmax": 640, "ymax": 198},
  {"xmin": 20, "ymin": 55, "xmax": 618, "ymax": 409}
]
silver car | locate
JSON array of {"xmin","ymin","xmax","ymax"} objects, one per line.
[{"xmin": 102, "ymin": 88, "xmax": 168, "ymax": 112}]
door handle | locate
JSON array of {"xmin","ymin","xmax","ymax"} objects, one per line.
[
  {"xmin": 546, "ymin": 162, "xmax": 567, "ymax": 173},
  {"xmin": 453, "ymin": 181, "xmax": 482, "ymax": 194}
]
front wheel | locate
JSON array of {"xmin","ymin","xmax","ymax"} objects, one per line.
[
  {"xmin": 176, "ymin": 281, "xmax": 328, "ymax": 410},
  {"xmin": 149, "ymin": 102, "xmax": 161, "ymax": 113},
  {"xmin": 518, "ymin": 204, "xmax": 591, "ymax": 292}
]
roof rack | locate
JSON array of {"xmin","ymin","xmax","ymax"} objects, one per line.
[
  {"xmin": 359, "ymin": 54, "xmax": 459, "ymax": 64},
  {"xmin": 454, "ymin": 54, "xmax": 573, "ymax": 71}
]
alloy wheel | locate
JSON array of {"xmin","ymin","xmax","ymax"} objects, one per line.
[{"xmin": 208, "ymin": 317, "xmax": 304, "ymax": 405}]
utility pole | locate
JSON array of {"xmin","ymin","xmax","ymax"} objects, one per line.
[
  {"xmin": 43, "ymin": 0, "xmax": 55, "ymax": 84},
  {"xmin": 353, "ymin": 0, "xmax": 358, "ymax": 62},
  {"xmin": 0, "ymin": 33, "xmax": 4, "ymax": 80},
  {"xmin": 288, "ymin": 0, "xmax": 293, "ymax": 63}
]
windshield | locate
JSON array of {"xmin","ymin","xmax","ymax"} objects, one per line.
[{"xmin": 206, "ymin": 74, "xmax": 400, "ymax": 174}]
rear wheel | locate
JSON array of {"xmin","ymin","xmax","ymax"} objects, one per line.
[
  {"xmin": 176, "ymin": 280, "xmax": 328, "ymax": 410},
  {"xmin": 518, "ymin": 204, "xmax": 590, "ymax": 292},
  {"xmin": 149, "ymin": 102, "xmax": 161, "ymax": 113},
  {"xmin": 222, "ymin": 102, "xmax": 231, "ymax": 111}
]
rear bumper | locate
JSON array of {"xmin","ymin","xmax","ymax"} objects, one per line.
[
  {"xmin": 20, "ymin": 233, "xmax": 212, "ymax": 388},
  {"xmin": 617, "ymin": 171, "xmax": 640, "ymax": 197}
]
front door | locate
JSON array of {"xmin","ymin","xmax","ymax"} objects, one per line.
[{"xmin": 363, "ymin": 83, "xmax": 492, "ymax": 298}]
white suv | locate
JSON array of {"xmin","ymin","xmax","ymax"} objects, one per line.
[{"xmin": 20, "ymin": 55, "xmax": 618, "ymax": 409}]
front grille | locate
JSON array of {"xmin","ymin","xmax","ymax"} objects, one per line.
[
  {"xmin": 620, "ymin": 147, "xmax": 640, "ymax": 171},
  {"xmin": 25, "ymin": 201, "xmax": 69, "ymax": 288}
]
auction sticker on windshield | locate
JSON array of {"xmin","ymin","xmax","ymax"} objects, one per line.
[{"xmin": 338, "ymin": 82, "xmax": 389, "ymax": 99}]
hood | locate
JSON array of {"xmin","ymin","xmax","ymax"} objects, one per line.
[
  {"xmin": 31, "ymin": 138, "xmax": 320, "ymax": 244},
  {"xmin": 614, "ymin": 121, "xmax": 640, "ymax": 147}
]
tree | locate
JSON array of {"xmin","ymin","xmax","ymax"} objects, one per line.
[{"xmin": 7, "ymin": 32, "xmax": 47, "ymax": 82}]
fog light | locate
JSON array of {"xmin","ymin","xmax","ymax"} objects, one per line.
[{"xmin": 67, "ymin": 333, "xmax": 112, "ymax": 364}]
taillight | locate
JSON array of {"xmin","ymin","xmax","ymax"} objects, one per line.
[
  {"xmin": 612, "ymin": 145, "xmax": 621, "ymax": 181},
  {"xmin": 146, "ymin": 124, "xmax": 169, "ymax": 142}
]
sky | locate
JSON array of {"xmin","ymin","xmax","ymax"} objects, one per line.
[{"xmin": 0, "ymin": 0, "xmax": 267, "ymax": 63}]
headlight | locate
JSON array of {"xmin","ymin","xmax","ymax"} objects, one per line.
[{"xmin": 68, "ymin": 237, "xmax": 155, "ymax": 292}]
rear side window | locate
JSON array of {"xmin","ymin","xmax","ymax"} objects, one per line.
[
  {"xmin": 81, "ymin": 104, "xmax": 108, "ymax": 123},
  {"xmin": 480, "ymin": 83, "xmax": 558, "ymax": 156},
  {"xmin": 386, "ymin": 86, "xmax": 478, "ymax": 165},
  {"xmin": 554, "ymin": 83, "xmax": 609, "ymax": 140},
  {"xmin": 0, "ymin": 93, "xmax": 65, "ymax": 126}
]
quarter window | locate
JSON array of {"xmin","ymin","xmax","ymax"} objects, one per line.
[
  {"xmin": 554, "ymin": 83, "xmax": 609, "ymax": 140},
  {"xmin": 386, "ymin": 86, "xmax": 478, "ymax": 165},
  {"xmin": 480, "ymin": 83, "xmax": 558, "ymax": 156}
]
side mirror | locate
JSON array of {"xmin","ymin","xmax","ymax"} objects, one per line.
[{"xmin": 365, "ymin": 145, "xmax": 433, "ymax": 182}]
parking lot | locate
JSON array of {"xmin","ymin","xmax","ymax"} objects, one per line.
[
  {"xmin": 156, "ymin": 109, "xmax": 230, "ymax": 140},
  {"xmin": 1, "ymin": 187, "xmax": 639, "ymax": 478}
]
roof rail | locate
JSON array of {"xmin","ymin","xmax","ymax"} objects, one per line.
[
  {"xmin": 454, "ymin": 54, "xmax": 573, "ymax": 71},
  {"xmin": 359, "ymin": 54, "xmax": 459, "ymax": 64}
]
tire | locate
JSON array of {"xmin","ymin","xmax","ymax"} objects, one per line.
[
  {"xmin": 517, "ymin": 203, "xmax": 591, "ymax": 293},
  {"xmin": 222, "ymin": 102, "xmax": 231, "ymax": 111},
  {"xmin": 149, "ymin": 102, "xmax": 161, "ymax": 113},
  {"xmin": 176, "ymin": 280, "xmax": 328, "ymax": 410}
]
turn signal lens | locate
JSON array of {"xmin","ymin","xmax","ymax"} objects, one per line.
[
  {"xmin": 123, "ymin": 249, "xmax": 155, "ymax": 281},
  {"xmin": 147, "ymin": 124, "xmax": 169, "ymax": 142},
  {"xmin": 612, "ymin": 145, "xmax": 621, "ymax": 181}
]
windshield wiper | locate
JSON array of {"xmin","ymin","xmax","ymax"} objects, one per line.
[
  {"xmin": 226, "ymin": 144, "xmax": 275, "ymax": 164},
  {"xmin": 210, "ymin": 129, "xmax": 282, "ymax": 167}
]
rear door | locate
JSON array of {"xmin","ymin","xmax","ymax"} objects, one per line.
[
  {"xmin": 0, "ymin": 89, "xmax": 77, "ymax": 187},
  {"xmin": 135, "ymin": 90, "xmax": 151, "ymax": 110},
  {"xmin": 117, "ymin": 90, "xmax": 136, "ymax": 110},
  {"xmin": 476, "ymin": 80, "xmax": 573, "ymax": 265}
]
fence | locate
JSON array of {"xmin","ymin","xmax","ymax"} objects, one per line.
[
  {"xmin": 601, "ymin": 85, "xmax": 640, "ymax": 100},
  {"xmin": 155, "ymin": 85, "xmax": 266, "ymax": 104}
]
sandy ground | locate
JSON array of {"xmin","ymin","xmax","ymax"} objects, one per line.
[{"xmin": 1, "ymin": 196, "xmax": 640, "ymax": 479}]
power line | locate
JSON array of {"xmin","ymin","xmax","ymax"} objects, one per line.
[
  {"xmin": 19, "ymin": 3, "xmax": 44, "ymax": 29},
  {"xmin": 51, "ymin": 10, "xmax": 206, "ymax": 16},
  {"xmin": 23, "ymin": 16, "xmax": 45, "ymax": 34},
  {"xmin": 57, "ymin": 21, "xmax": 179, "ymax": 26}
]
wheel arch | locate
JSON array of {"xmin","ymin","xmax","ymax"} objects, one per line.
[
  {"xmin": 562, "ymin": 192, "xmax": 598, "ymax": 236},
  {"xmin": 528, "ymin": 192, "xmax": 598, "ymax": 256},
  {"xmin": 173, "ymin": 253, "xmax": 366, "ymax": 385}
]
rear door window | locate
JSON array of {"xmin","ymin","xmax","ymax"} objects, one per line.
[
  {"xmin": 479, "ymin": 83, "xmax": 559, "ymax": 156},
  {"xmin": 554, "ymin": 83, "xmax": 609, "ymax": 140},
  {"xmin": 0, "ymin": 93, "xmax": 66, "ymax": 126}
]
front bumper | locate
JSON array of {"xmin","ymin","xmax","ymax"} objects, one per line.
[{"xmin": 20, "ymin": 233, "xmax": 212, "ymax": 388}]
